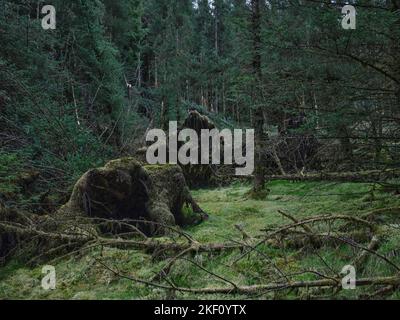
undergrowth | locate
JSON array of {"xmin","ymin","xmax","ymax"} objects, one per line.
[{"xmin": 1, "ymin": 180, "xmax": 399, "ymax": 300}]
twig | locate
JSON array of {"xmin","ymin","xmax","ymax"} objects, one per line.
[
  {"xmin": 352, "ymin": 236, "xmax": 381, "ymax": 272},
  {"xmin": 95, "ymin": 261, "xmax": 400, "ymax": 295}
]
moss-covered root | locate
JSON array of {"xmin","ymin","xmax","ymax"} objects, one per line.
[{"xmin": 57, "ymin": 158, "xmax": 206, "ymax": 236}]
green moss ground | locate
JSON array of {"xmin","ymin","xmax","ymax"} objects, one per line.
[{"xmin": 1, "ymin": 180, "xmax": 400, "ymax": 300}]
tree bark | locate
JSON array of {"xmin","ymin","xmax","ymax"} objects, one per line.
[{"xmin": 251, "ymin": 0, "xmax": 267, "ymax": 195}]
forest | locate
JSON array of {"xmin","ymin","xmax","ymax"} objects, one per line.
[{"xmin": 0, "ymin": 0, "xmax": 400, "ymax": 300}]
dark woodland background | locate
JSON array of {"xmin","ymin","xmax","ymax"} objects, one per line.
[
  {"xmin": 0, "ymin": 0, "xmax": 400, "ymax": 300},
  {"xmin": 1, "ymin": 0, "xmax": 399, "ymax": 204}
]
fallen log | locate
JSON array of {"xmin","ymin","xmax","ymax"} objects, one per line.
[
  {"xmin": 0, "ymin": 220, "xmax": 244, "ymax": 255},
  {"xmin": 237, "ymin": 169, "xmax": 400, "ymax": 183},
  {"xmin": 268, "ymin": 169, "xmax": 400, "ymax": 183}
]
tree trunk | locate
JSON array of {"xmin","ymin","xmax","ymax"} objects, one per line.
[{"xmin": 251, "ymin": 0, "xmax": 267, "ymax": 195}]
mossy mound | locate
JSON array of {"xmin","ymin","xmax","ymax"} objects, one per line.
[
  {"xmin": 57, "ymin": 158, "xmax": 207, "ymax": 235},
  {"xmin": 180, "ymin": 110, "xmax": 217, "ymax": 187}
]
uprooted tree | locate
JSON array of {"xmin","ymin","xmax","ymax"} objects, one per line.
[
  {"xmin": 138, "ymin": 109, "xmax": 233, "ymax": 187},
  {"xmin": 179, "ymin": 109, "xmax": 219, "ymax": 187},
  {"xmin": 0, "ymin": 158, "xmax": 208, "ymax": 262},
  {"xmin": 57, "ymin": 158, "xmax": 208, "ymax": 235}
]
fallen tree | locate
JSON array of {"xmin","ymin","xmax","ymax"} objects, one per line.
[
  {"xmin": 235, "ymin": 169, "xmax": 400, "ymax": 184},
  {"xmin": 266, "ymin": 169, "xmax": 400, "ymax": 183},
  {"xmin": 0, "ymin": 158, "xmax": 210, "ymax": 262}
]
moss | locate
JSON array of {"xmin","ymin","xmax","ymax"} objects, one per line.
[
  {"xmin": 246, "ymin": 188, "xmax": 270, "ymax": 200},
  {"xmin": 143, "ymin": 164, "xmax": 177, "ymax": 172},
  {"xmin": 3, "ymin": 181, "xmax": 400, "ymax": 300},
  {"xmin": 56, "ymin": 158, "xmax": 204, "ymax": 236},
  {"xmin": 104, "ymin": 157, "xmax": 143, "ymax": 172}
]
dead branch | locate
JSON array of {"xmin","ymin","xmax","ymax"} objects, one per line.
[
  {"xmin": 362, "ymin": 207, "xmax": 400, "ymax": 222},
  {"xmin": 352, "ymin": 236, "xmax": 381, "ymax": 272},
  {"xmin": 233, "ymin": 214, "xmax": 376, "ymax": 261},
  {"xmin": 234, "ymin": 224, "xmax": 253, "ymax": 242},
  {"xmin": 277, "ymin": 210, "xmax": 315, "ymax": 234},
  {"xmin": 97, "ymin": 260, "xmax": 400, "ymax": 295},
  {"xmin": 0, "ymin": 221, "xmax": 244, "ymax": 255}
]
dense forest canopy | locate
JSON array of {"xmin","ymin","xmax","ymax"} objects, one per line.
[
  {"xmin": 1, "ymin": 1, "xmax": 399, "ymax": 188},
  {"xmin": 1, "ymin": 0, "xmax": 400, "ymax": 301}
]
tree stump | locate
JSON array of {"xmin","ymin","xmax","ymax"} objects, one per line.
[{"xmin": 57, "ymin": 158, "xmax": 207, "ymax": 235}]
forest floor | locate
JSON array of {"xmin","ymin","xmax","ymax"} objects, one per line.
[{"xmin": 1, "ymin": 180, "xmax": 400, "ymax": 300}]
